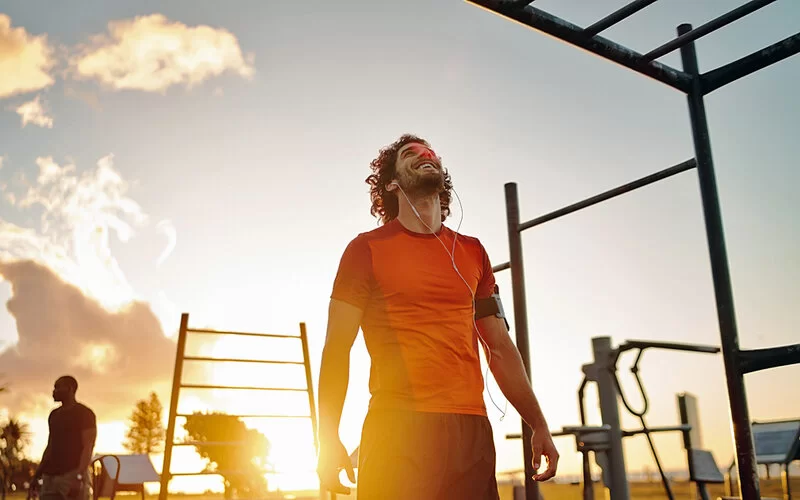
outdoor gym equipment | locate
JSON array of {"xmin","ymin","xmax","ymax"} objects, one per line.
[
  {"xmin": 727, "ymin": 419, "xmax": 800, "ymax": 499},
  {"xmin": 509, "ymin": 336, "xmax": 724, "ymax": 500},
  {"xmin": 471, "ymin": 1, "xmax": 800, "ymax": 498},
  {"xmin": 159, "ymin": 313, "xmax": 319, "ymax": 500}
]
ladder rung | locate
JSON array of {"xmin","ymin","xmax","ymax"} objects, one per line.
[
  {"xmin": 187, "ymin": 328, "xmax": 300, "ymax": 339},
  {"xmin": 176, "ymin": 413, "xmax": 311, "ymax": 419},
  {"xmin": 169, "ymin": 470, "xmax": 253, "ymax": 476},
  {"xmin": 183, "ymin": 356, "xmax": 304, "ymax": 365},
  {"xmin": 173, "ymin": 441, "xmax": 250, "ymax": 446},
  {"xmin": 180, "ymin": 384, "xmax": 308, "ymax": 391}
]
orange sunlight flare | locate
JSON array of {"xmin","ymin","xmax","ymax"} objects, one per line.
[{"xmin": 166, "ymin": 334, "xmax": 320, "ymax": 492}]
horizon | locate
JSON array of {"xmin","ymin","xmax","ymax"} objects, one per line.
[{"xmin": 1, "ymin": 0, "xmax": 798, "ymax": 495}]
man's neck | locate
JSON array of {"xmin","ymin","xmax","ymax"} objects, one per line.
[
  {"xmin": 396, "ymin": 193, "xmax": 442, "ymax": 234},
  {"xmin": 60, "ymin": 398, "xmax": 77, "ymax": 408}
]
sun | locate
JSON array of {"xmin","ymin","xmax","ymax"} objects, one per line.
[{"xmin": 188, "ymin": 335, "xmax": 322, "ymax": 491}]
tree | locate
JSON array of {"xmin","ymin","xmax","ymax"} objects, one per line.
[
  {"xmin": 183, "ymin": 412, "xmax": 270, "ymax": 499},
  {"xmin": 123, "ymin": 392, "xmax": 166, "ymax": 455},
  {"xmin": 0, "ymin": 418, "xmax": 32, "ymax": 499}
]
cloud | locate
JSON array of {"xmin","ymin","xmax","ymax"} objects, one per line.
[
  {"xmin": 155, "ymin": 219, "xmax": 176, "ymax": 267},
  {"xmin": 0, "ymin": 154, "xmax": 182, "ymax": 418},
  {"xmin": 5, "ymin": 155, "xmax": 148, "ymax": 311},
  {"xmin": 15, "ymin": 95, "xmax": 53, "ymax": 128},
  {"xmin": 0, "ymin": 259, "xmax": 175, "ymax": 419},
  {"xmin": 70, "ymin": 14, "xmax": 255, "ymax": 93},
  {"xmin": 0, "ymin": 14, "xmax": 54, "ymax": 99}
]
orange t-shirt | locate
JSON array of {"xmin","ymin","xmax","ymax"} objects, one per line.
[{"xmin": 331, "ymin": 218, "xmax": 497, "ymax": 416}]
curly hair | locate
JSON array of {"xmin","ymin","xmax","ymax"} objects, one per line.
[{"xmin": 366, "ymin": 134, "xmax": 453, "ymax": 224}]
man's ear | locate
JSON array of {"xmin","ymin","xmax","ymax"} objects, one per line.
[{"xmin": 387, "ymin": 180, "xmax": 399, "ymax": 192}]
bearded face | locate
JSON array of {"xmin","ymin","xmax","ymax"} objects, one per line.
[{"xmin": 393, "ymin": 142, "xmax": 445, "ymax": 196}]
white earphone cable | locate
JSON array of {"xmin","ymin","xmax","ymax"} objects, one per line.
[{"xmin": 395, "ymin": 183, "xmax": 508, "ymax": 419}]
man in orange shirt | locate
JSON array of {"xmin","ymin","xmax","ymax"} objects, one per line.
[{"xmin": 317, "ymin": 134, "xmax": 558, "ymax": 499}]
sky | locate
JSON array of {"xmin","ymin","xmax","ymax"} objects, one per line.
[{"xmin": 0, "ymin": 0, "xmax": 798, "ymax": 494}]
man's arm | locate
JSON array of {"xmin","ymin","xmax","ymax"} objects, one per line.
[
  {"xmin": 476, "ymin": 314, "xmax": 559, "ymax": 480},
  {"xmin": 318, "ymin": 299, "xmax": 362, "ymax": 441},
  {"xmin": 316, "ymin": 298, "xmax": 363, "ymax": 493},
  {"xmin": 77, "ymin": 425, "xmax": 96, "ymax": 474},
  {"xmin": 476, "ymin": 315, "xmax": 547, "ymax": 428}
]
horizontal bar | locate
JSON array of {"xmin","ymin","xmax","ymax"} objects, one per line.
[
  {"xmin": 583, "ymin": 0, "xmax": 659, "ymax": 37},
  {"xmin": 183, "ymin": 356, "xmax": 304, "ymax": 365},
  {"xmin": 176, "ymin": 413, "xmax": 310, "ymax": 419},
  {"xmin": 507, "ymin": 425, "xmax": 610, "ymax": 439},
  {"xmin": 169, "ymin": 471, "xmax": 251, "ymax": 476},
  {"xmin": 492, "ymin": 261, "xmax": 511, "ymax": 273},
  {"xmin": 739, "ymin": 343, "xmax": 800, "ymax": 374},
  {"xmin": 466, "ymin": 0, "xmax": 691, "ymax": 92},
  {"xmin": 173, "ymin": 441, "xmax": 250, "ymax": 446},
  {"xmin": 618, "ymin": 339, "xmax": 720, "ymax": 355},
  {"xmin": 179, "ymin": 384, "xmax": 308, "ymax": 391},
  {"xmin": 703, "ymin": 32, "xmax": 800, "ymax": 94},
  {"xmin": 187, "ymin": 328, "xmax": 300, "ymax": 339},
  {"xmin": 642, "ymin": 0, "xmax": 777, "ymax": 61},
  {"xmin": 519, "ymin": 158, "xmax": 696, "ymax": 232},
  {"xmin": 623, "ymin": 424, "xmax": 690, "ymax": 437}
]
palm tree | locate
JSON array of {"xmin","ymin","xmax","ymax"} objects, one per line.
[{"xmin": 1, "ymin": 418, "xmax": 32, "ymax": 497}]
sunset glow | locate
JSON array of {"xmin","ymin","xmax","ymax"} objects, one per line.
[{"xmin": 0, "ymin": 1, "xmax": 798, "ymax": 498}]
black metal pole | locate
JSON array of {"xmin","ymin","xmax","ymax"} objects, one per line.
[
  {"xmin": 678, "ymin": 23, "xmax": 761, "ymax": 500},
  {"xmin": 518, "ymin": 159, "xmax": 696, "ymax": 232},
  {"xmin": 702, "ymin": 32, "xmax": 800, "ymax": 95},
  {"xmin": 583, "ymin": 0, "xmax": 659, "ymax": 37},
  {"xmin": 504, "ymin": 182, "xmax": 539, "ymax": 500},
  {"xmin": 739, "ymin": 343, "xmax": 800, "ymax": 374},
  {"xmin": 643, "ymin": 0, "xmax": 778, "ymax": 61}
]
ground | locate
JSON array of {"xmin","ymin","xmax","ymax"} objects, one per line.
[{"xmin": 7, "ymin": 477, "xmax": 798, "ymax": 500}]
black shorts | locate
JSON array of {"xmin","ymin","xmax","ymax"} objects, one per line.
[{"xmin": 356, "ymin": 408, "xmax": 500, "ymax": 500}]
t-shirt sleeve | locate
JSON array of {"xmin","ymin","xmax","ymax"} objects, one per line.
[
  {"xmin": 330, "ymin": 235, "xmax": 373, "ymax": 310},
  {"xmin": 81, "ymin": 407, "xmax": 97, "ymax": 431},
  {"xmin": 475, "ymin": 242, "xmax": 497, "ymax": 299}
]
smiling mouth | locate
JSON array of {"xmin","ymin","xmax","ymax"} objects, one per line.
[{"xmin": 415, "ymin": 161, "xmax": 438, "ymax": 171}]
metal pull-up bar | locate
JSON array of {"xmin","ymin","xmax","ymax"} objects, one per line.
[
  {"xmin": 492, "ymin": 158, "xmax": 696, "ymax": 273},
  {"xmin": 583, "ymin": 0, "xmax": 658, "ymax": 37},
  {"xmin": 642, "ymin": 0, "xmax": 778, "ymax": 62},
  {"xmin": 468, "ymin": 1, "xmax": 800, "ymax": 499},
  {"xmin": 495, "ymin": 158, "xmax": 696, "ymax": 499}
]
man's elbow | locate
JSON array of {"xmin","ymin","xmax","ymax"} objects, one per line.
[{"xmin": 483, "ymin": 334, "xmax": 519, "ymax": 366}]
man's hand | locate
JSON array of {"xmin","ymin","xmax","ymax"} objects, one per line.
[
  {"xmin": 531, "ymin": 423, "xmax": 559, "ymax": 481},
  {"xmin": 317, "ymin": 437, "xmax": 355, "ymax": 495}
]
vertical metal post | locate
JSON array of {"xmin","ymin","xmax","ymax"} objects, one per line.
[
  {"xmin": 593, "ymin": 337, "xmax": 630, "ymax": 500},
  {"xmin": 299, "ymin": 322, "xmax": 319, "ymax": 454},
  {"xmin": 678, "ymin": 23, "xmax": 761, "ymax": 500},
  {"xmin": 782, "ymin": 463, "xmax": 791, "ymax": 500},
  {"xmin": 504, "ymin": 182, "xmax": 539, "ymax": 500},
  {"xmin": 159, "ymin": 313, "xmax": 189, "ymax": 500}
]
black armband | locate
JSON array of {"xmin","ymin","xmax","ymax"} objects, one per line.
[{"xmin": 474, "ymin": 285, "xmax": 510, "ymax": 331}]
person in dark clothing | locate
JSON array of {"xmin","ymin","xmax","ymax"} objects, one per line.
[{"xmin": 34, "ymin": 376, "xmax": 97, "ymax": 500}]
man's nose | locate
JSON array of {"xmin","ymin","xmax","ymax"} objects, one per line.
[{"xmin": 419, "ymin": 149, "xmax": 435, "ymax": 159}]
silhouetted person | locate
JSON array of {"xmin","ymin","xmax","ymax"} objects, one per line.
[
  {"xmin": 34, "ymin": 376, "xmax": 96, "ymax": 500},
  {"xmin": 317, "ymin": 134, "xmax": 559, "ymax": 499}
]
